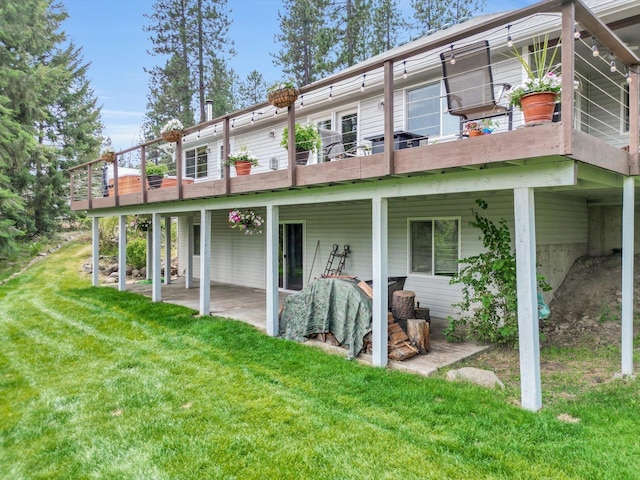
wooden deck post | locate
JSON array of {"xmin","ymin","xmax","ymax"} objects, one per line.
[
  {"xmin": 514, "ymin": 187, "xmax": 542, "ymax": 411},
  {"xmin": 266, "ymin": 204, "xmax": 280, "ymax": 336},
  {"xmin": 152, "ymin": 212, "xmax": 162, "ymax": 302},
  {"xmin": 287, "ymin": 104, "xmax": 296, "ymax": 187},
  {"xmin": 621, "ymin": 177, "xmax": 635, "ymax": 375},
  {"xmin": 185, "ymin": 215, "xmax": 194, "ymax": 289},
  {"xmin": 372, "ymin": 196, "xmax": 389, "ymax": 367},
  {"xmin": 561, "ymin": 1, "xmax": 575, "ymax": 152},
  {"xmin": 118, "ymin": 215, "xmax": 127, "ymax": 292},
  {"xmin": 92, "ymin": 216, "xmax": 100, "ymax": 287},
  {"xmin": 629, "ymin": 67, "xmax": 639, "ymax": 175},
  {"xmin": 223, "ymin": 117, "xmax": 230, "ymax": 194},
  {"xmin": 141, "ymin": 145, "xmax": 147, "ymax": 203},
  {"xmin": 384, "ymin": 60, "xmax": 394, "ymax": 175},
  {"xmin": 199, "ymin": 209, "xmax": 212, "ymax": 316}
]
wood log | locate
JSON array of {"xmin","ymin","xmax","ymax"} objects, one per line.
[
  {"xmin": 414, "ymin": 306, "xmax": 431, "ymax": 323},
  {"xmin": 407, "ymin": 318, "xmax": 430, "ymax": 354},
  {"xmin": 392, "ymin": 290, "xmax": 415, "ymax": 320},
  {"xmin": 388, "ymin": 322, "xmax": 409, "ymax": 345},
  {"xmin": 388, "ymin": 341, "xmax": 419, "ymax": 361},
  {"xmin": 357, "ymin": 280, "xmax": 373, "ymax": 298}
]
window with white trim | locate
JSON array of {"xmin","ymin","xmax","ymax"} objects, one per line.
[
  {"xmin": 185, "ymin": 145, "xmax": 208, "ymax": 179},
  {"xmin": 407, "ymin": 81, "xmax": 458, "ymax": 139},
  {"xmin": 409, "ymin": 218, "xmax": 460, "ymax": 276}
]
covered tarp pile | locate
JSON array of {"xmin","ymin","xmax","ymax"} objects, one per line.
[{"xmin": 279, "ymin": 278, "xmax": 373, "ymax": 358}]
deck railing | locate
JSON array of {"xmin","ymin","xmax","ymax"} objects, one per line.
[{"xmin": 69, "ymin": 0, "xmax": 639, "ymax": 210}]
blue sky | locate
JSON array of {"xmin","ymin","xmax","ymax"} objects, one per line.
[{"xmin": 62, "ymin": 0, "xmax": 535, "ymax": 151}]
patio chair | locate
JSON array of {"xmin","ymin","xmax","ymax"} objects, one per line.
[
  {"xmin": 319, "ymin": 128, "xmax": 370, "ymax": 162},
  {"xmin": 440, "ymin": 40, "xmax": 513, "ymax": 137}
]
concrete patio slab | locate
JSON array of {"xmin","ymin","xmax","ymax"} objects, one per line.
[{"xmin": 115, "ymin": 278, "xmax": 492, "ymax": 376}]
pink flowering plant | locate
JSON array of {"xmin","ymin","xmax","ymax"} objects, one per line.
[
  {"xmin": 228, "ymin": 209, "xmax": 263, "ymax": 235},
  {"xmin": 509, "ymin": 34, "xmax": 562, "ymax": 108}
]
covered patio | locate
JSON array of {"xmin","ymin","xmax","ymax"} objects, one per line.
[{"xmin": 119, "ymin": 278, "xmax": 492, "ymax": 377}]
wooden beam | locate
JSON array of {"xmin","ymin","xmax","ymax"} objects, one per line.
[
  {"xmin": 176, "ymin": 138, "xmax": 183, "ymax": 200},
  {"xmin": 384, "ymin": 60, "xmax": 394, "ymax": 175},
  {"xmin": 570, "ymin": 130, "xmax": 630, "ymax": 175},
  {"xmin": 629, "ymin": 68, "xmax": 639, "ymax": 175},
  {"xmin": 199, "ymin": 209, "xmax": 212, "ymax": 316},
  {"xmin": 514, "ymin": 187, "xmax": 542, "ymax": 411},
  {"xmin": 371, "ymin": 196, "xmax": 389, "ymax": 367},
  {"xmin": 141, "ymin": 145, "xmax": 147, "ymax": 204},
  {"xmin": 561, "ymin": 1, "xmax": 575, "ymax": 153},
  {"xmin": 574, "ymin": 0, "xmax": 640, "ymax": 66},
  {"xmin": 265, "ymin": 204, "xmax": 280, "ymax": 337},
  {"xmin": 621, "ymin": 177, "xmax": 635, "ymax": 375},
  {"xmin": 223, "ymin": 117, "xmax": 230, "ymax": 194},
  {"xmin": 287, "ymin": 104, "xmax": 296, "ymax": 187}
]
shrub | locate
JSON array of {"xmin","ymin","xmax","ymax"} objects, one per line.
[
  {"xmin": 444, "ymin": 199, "xmax": 550, "ymax": 345},
  {"xmin": 126, "ymin": 238, "xmax": 147, "ymax": 270}
]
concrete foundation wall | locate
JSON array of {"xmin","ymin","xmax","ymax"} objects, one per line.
[{"xmin": 589, "ymin": 206, "xmax": 640, "ymax": 256}]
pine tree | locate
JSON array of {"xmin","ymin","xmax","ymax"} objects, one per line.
[
  {"xmin": 236, "ymin": 70, "xmax": 267, "ymax": 109},
  {"xmin": 411, "ymin": 0, "xmax": 486, "ymax": 36},
  {"xmin": 369, "ymin": 0, "xmax": 408, "ymax": 56},
  {"xmin": 0, "ymin": 0, "xmax": 103, "ymax": 251},
  {"xmin": 273, "ymin": 0, "xmax": 335, "ymax": 87},
  {"xmin": 144, "ymin": 0, "xmax": 234, "ymax": 133}
]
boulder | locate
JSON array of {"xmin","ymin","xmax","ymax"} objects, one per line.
[{"xmin": 447, "ymin": 367, "xmax": 505, "ymax": 389}]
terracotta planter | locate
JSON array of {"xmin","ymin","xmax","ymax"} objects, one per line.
[
  {"xmin": 520, "ymin": 92, "xmax": 558, "ymax": 124},
  {"xmin": 234, "ymin": 161, "xmax": 252, "ymax": 176},
  {"xmin": 468, "ymin": 130, "xmax": 483, "ymax": 137}
]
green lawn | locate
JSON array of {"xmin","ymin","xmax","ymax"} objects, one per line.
[{"xmin": 1, "ymin": 239, "xmax": 639, "ymax": 479}]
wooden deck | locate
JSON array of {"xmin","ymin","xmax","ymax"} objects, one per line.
[{"xmin": 118, "ymin": 278, "xmax": 492, "ymax": 376}]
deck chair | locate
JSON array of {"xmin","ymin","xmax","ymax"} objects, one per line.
[
  {"xmin": 319, "ymin": 128, "xmax": 370, "ymax": 162},
  {"xmin": 440, "ymin": 40, "xmax": 513, "ymax": 137}
]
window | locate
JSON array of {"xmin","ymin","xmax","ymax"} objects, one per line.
[
  {"xmin": 314, "ymin": 110, "xmax": 358, "ymax": 153},
  {"xmin": 409, "ymin": 218, "xmax": 459, "ymax": 276},
  {"xmin": 407, "ymin": 82, "xmax": 458, "ymax": 138},
  {"xmin": 185, "ymin": 146, "xmax": 208, "ymax": 179}
]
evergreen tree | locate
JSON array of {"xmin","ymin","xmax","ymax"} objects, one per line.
[
  {"xmin": 0, "ymin": 0, "xmax": 102, "ymax": 252},
  {"xmin": 273, "ymin": 0, "xmax": 335, "ymax": 87},
  {"xmin": 144, "ymin": 0, "xmax": 234, "ymax": 134},
  {"xmin": 236, "ymin": 70, "xmax": 267, "ymax": 109},
  {"xmin": 411, "ymin": 0, "xmax": 486, "ymax": 36},
  {"xmin": 331, "ymin": 0, "xmax": 372, "ymax": 69},
  {"xmin": 369, "ymin": 0, "xmax": 408, "ymax": 56}
]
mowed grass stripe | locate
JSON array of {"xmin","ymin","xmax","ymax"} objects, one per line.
[{"xmin": 0, "ymin": 240, "xmax": 638, "ymax": 479}]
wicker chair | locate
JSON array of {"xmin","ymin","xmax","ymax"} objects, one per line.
[{"xmin": 440, "ymin": 40, "xmax": 513, "ymax": 137}]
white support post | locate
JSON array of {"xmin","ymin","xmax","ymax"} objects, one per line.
[
  {"xmin": 621, "ymin": 177, "xmax": 635, "ymax": 375},
  {"xmin": 372, "ymin": 196, "xmax": 389, "ymax": 367},
  {"xmin": 152, "ymin": 212, "xmax": 162, "ymax": 302},
  {"xmin": 146, "ymin": 228, "xmax": 152, "ymax": 280},
  {"xmin": 266, "ymin": 204, "xmax": 280, "ymax": 336},
  {"xmin": 199, "ymin": 209, "xmax": 211, "ymax": 316},
  {"xmin": 185, "ymin": 215, "xmax": 194, "ymax": 289},
  {"xmin": 164, "ymin": 216, "xmax": 172, "ymax": 285},
  {"xmin": 514, "ymin": 188, "xmax": 542, "ymax": 411},
  {"xmin": 92, "ymin": 216, "xmax": 100, "ymax": 287},
  {"xmin": 118, "ymin": 215, "xmax": 127, "ymax": 291}
]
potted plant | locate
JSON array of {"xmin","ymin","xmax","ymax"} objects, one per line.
[
  {"xmin": 267, "ymin": 79, "xmax": 299, "ymax": 108},
  {"xmin": 465, "ymin": 118, "xmax": 500, "ymax": 137},
  {"xmin": 224, "ymin": 147, "xmax": 259, "ymax": 176},
  {"xmin": 160, "ymin": 118, "xmax": 184, "ymax": 142},
  {"xmin": 509, "ymin": 35, "xmax": 562, "ymax": 124},
  {"xmin": 146, "ymin": 162, "xmax": 168, "ymax": 189},
  {"xmin": 280, "ymin": 123, "xmax": 322, "ymax": 165}
]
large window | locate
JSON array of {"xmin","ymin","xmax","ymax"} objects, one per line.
[
  {"xmin": 407, "ymin": 82, "xmax": 458, "ymax": 139},
  {"xmin": 410, "ymin": 218, "xmax": 460, "ymax": 276},
  {"xmin": 185, "ymin": 146, "xmax": 208, "ymax": 179},
  {"xmin": 314, "ymin": 110, "xmax": 358, "ymax": 153}
]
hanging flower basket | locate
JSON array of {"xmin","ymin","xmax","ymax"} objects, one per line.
[
  {"xmin": 160, "ymin": 118, "xmax": 184, "ymax": 143},
  {"xmin": 268, "ymin": 87, "xmax": 299, "ymax": 109},
  {"xmin": 100, "ymin": 151, "xmax": 116, "ymax": 162},
  {"xmin": 228, "ymin": 209, "xmax": 263, "ymax": 235},
  {"xmin": 161, "ymin": 130, "xmax": 182, "ymax": 143}
]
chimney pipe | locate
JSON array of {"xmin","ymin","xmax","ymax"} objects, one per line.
[{"xmin": 205, "ymin": 99, "xmax": 213, "ymax": 122}]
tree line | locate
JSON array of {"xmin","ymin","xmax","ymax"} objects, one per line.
[{"xmin": 0, "ymin": 0, "xmax": 484, "ymax": 259}]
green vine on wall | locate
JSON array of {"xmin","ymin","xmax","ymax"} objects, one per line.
[{"xmin": 444, "ymin": 199, "xmax": 550, "ymax": 345}]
